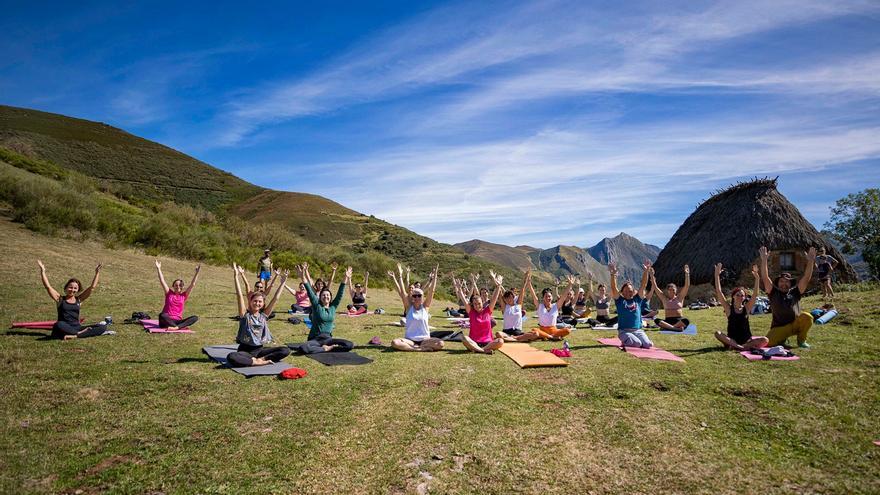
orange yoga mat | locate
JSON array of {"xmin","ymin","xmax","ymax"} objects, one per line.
[{"xmin": 498, "ymin": 342, "xmax": 568, "ymax": 368}]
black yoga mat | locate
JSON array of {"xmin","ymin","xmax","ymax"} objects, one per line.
[
  {"xmin": 202, "ymin": 344, "xmax": 293, "ymax": 377},
  {"xmin": 304, "ymin": 352, "xmax": 373, "ymax": 366}
]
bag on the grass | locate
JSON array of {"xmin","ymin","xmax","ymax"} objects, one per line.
[{"xmin": 123, "ymin": 311, "xmax": 151, "ymax": 324}]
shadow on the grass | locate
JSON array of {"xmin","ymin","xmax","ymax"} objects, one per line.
[
  {"xmin": 5, "ymin": 330, "xmax": 52, "ymax": 339},
  {"xmin": 170, "ymin": 356, "xmax": 212, "ymax": 363},
  {"xmin": 668, "ymin": 346, "xmax": 726, "ymax": 357}
]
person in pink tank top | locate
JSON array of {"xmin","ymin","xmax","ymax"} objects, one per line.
[
  {"xmin": 155, "ymin": 260, "xmax": 201, "ymax": 330},
  {"xmin": 452, "ymin": 272, "xmax": 504, "ymax": 354}
]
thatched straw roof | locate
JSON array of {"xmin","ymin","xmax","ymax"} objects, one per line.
[{"xmin": 653, "ymin": 178, "xmax": 858, "ymax": 286}]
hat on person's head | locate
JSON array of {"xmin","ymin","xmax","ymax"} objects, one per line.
[
  {"xmin": 411, "ymin": 288, "xmax": 424, "ymax": 295},
  {"xmin": 355, "ymin": 283, "xmax": 363, "ymax": 288},
  {"xmin": 264, "ymin": 249, "xmax": 271, "ymax": 253},
  {"xmin": 578, "ymin": 288, "xmax": 585, "ymax": 293},
  {"xmin": 780, "ymin": 272, "xmax": 792, "ymax": 279}
]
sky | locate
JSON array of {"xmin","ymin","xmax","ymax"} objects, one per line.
[{"xmin": 2, "ymin": 0, "xmax": 879, "ymax": 249}]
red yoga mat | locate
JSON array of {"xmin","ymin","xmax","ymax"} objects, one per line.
[{"xmin": 597, "ymin": 337, "xmax": 685, "ymax": 362}]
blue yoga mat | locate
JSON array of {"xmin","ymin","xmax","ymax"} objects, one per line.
[{"xmin": 660, "ymin": 323, "xmax": 697, "ymax": 335}]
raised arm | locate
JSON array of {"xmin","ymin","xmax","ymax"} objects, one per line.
[
  {"xmin": 453, "ymin": 277, "xmax": 472, "ymax": 313},
  {"xmin": 637, "ymin": 263, "xmax": 649, "ymax": 299},
  {"xmin": 185, "ymin": 264, "xmax": 201, "ymax": 296},
  {"xmin": 78, "ymin": 264, "xmax": 102, "ymax": 302},
  {"xmin": 155, "ymin": 260, "xmax": 170, "ymax": 294},
  {"xmin": 714, "ymin": 263, "xmax": 730, "ymax": 316},
  {"xmin": 746, "ymin": 265, "xmax": 760, "ymax": 314},
  {"xmin": 263, "ymin": 270, "xmax": 289, "ymax": 315},
  {"xmin": 235, "ymin": 264, "xmax": 252, "ymax": 294},
  {"xmin": 424, "ymin": 265, "xmax": 439, "ymax": 309},
  {"xmin": 469, "ymin": 273, "xmax": 479, "ymax": 298},
  {"xmin": 36, "ymin": 260, "xmax": 61, "ymax": 302},
  {"xmin": 798, "ymin": 247, "xmax": 816, "ymax": 294},
  {"xmin": 388, "ymin": 268, "xmax": 409, "ymax": 311},
  {"xmin": 328, "ymin": 262, "xmax": 338, "ymax": 288},
  {"xmin": 363, "ymin": 272, "xmax": 369, "ymax": 296},
  {"xmin": 650, "ymin": 270, "xmax": 667, "ymax": 305},
  {"xmin": 586, "ymin": 278, "xmax": 594, "ymax": 301},
  {"xmin": 331, "ymin": 267, "xmax": 351, "ymax": 309},
  {"xmin": 758, "ymin": 246, "xmax": 773, "ymax": 294},
  {"xmin": 233, "ymin": 263, "xmax": 247, "ymax": 317},
  {"xmin": 264, "ymin": 269, "xmax": 279, "ymax": 295},
  {"xmin": 488, "ymin": 272, "xmax": 504, "ymax": 310},
  {"xmin": 520, "ymin": 270, "xmax": 531, "ymax": 308},
  {"xmin": 299, "ymin": 264, "xmax": 319, "ymax": 306},
  {"xmin": 609, "ymin": 262, "xmax": 620, "ymax": 299},
  {"xmin": 678, "ymin": 264, "xmax": 691, "ymax": 301},
  {"xmin": 300, "ymin": 263, "xmax": 314, "ymax": 287},
  {"xmin": 557, "ymin": 275, "xmax": 575, "ymax": 307}
]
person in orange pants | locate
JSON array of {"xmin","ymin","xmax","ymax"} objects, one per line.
[
  {"xmin": 525, "ymin": 273, "xmax": 576, "ymax": 340},
  {"xmin": 759, "ymin": 246, "xmax": 817, "ymax": 348}
]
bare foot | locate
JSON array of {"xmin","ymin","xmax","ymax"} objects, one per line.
[
  {"xmin": 168, "ymin": 326, "xmax": 179, "ymax": 331},
  {"xmin": 252, "ymin": 357, "xmax": 273, "ymax": 366},
  {"xmin": 63, "ymin": 334, "xmax": 77, "ymax": 341}
]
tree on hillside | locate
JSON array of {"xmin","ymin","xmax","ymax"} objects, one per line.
[{"xmin": 824, "ymin": 188, "xmax": 880, "ymax": 280}]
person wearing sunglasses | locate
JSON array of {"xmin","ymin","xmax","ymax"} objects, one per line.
[
  {"xmin": 712, "ymin": 262, "xmax": 768, "ymax": 351},
  {"xmin": 389, "ymin": 264, "xmax": 444, "ymax": 351},
  {"xmin": 347, "ymin": 272, "xmax": 370, "ymax": 315},
  {"xmin": 155, "ymin": 260, "xmax": 201, "ymax": 330}
]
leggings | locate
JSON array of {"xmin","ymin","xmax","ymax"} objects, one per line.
[
  {"xmin": 531, "ymin": 325, "xmax": 571, "ymax": 340},
  {"xmin": 654, "ymin": 316, "xmax": 690, "ymax": 328},
  {"xmin": 51, "ymin": 321, "xmax": 106, "ymax": 339},
  {"xmin": 346, "ymin": 305, "xmax": 368, "ymax": 315},
  {"xmin": 619, "ymin": 329, "xmax": 653, "ymax": 348},
  {"xmin": 158, "ymin": 312, "xmax": 199, "ymax": 329},
  {"xmin": 291, "ymin": 304, "xmax": 310, "ymax": 313},
  {"xmin": 298, "ymin": 337, "xmax": 354, "ymax": 354},
  {"xmin": 226, "ymin": 343, "xmax": 291, "ymax": 367}
]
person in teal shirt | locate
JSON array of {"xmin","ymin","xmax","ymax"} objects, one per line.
[{"xmin": 298, "ymin": 262, "xmax": 351, "ymax": 340}]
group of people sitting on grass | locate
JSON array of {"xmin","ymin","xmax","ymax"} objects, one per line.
[{"xmin": 34, "ymin": 245, "xmax": 825, "ymax": 366}]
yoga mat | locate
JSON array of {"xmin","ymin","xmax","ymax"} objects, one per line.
[
  {"xmin": 498, "ymin": 342, "xmax": 568, "ymax": 368},
  {"xmin": 815, "ymin": 309, "xmax": 838, "ymax": 325},
  {"xmin": 304, "ymin": 352, "xmax": 373, "ymax": 366},
  {"xmin": 739, "ymin": 351, "xmax": 800, "ymax": 361},
  {"xmin": 202, "ymin": 345, "xmax": 293, "ymax": 377},
  {"xmin": 10, "ymin": 319, "xmax": 84, "ymax": 329},
  {"xmin": 596, "ymin": 338, "xmax": 685, "ymax": 362},
  {"xmin": 140, "ymin": 319, "xmax": 194, "ymax": 334},
  {"xmin": 590, "ymin": 324, "xmax": 618, "ymax": 330},
  {"xmin": 874, "ymin": 441, "xmax": 880, "ymax": 446},
  {"xmin": 660, "ymin": 323, "xmax": 697, "ymax": 335}
]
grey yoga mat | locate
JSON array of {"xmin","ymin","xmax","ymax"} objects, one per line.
[
  {"xmin": 202, "ymin": 344, "xmax": 293, "ymax": 377},
  {"xmin": 304, "ymin": 352, "xmax": 373, "ymax": 366}
]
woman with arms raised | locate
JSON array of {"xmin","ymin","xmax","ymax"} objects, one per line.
[
  {"xmin": 226, "ymin": 266, "xmax": 290, "ymax": 367},
  {"xmin": 712, "ymin": 263, "xmax": 768, "ymax": 351},
  {"xmin": 650, "ymin": 265, "xmax": 691, "ymax": 331},
  {"xmin": 389, "ymin": 264, "xmax": 444, "ymax": 351},
  {"xmin": 155, "ymin": 260, "xmax": 201, "ymax": 330},
  {"xmin": 526, "ymin": 275, "xmax": 576, "ymax": 340},
  {"xmin": 346, "ymin": 271, "xmax": 369, "ymax": 315},
  {"xmin": 609, "ymin": 261, "xmax": 652, "ymax": 348},
  {"xmin": 38, "ymin": 260, "xmax": 111, "ymax": 340},
  {"xmin": 453, "ymin": 272, "xmax": 504, "ymax": 354},
  {"xmin": 496, "ymin": 270, "xmax": 540, "ymax": 342}
]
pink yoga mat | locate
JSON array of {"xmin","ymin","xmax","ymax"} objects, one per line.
[
  {"xmin": 874, "ymin": 441, "xmax": 880, "ymax": 446},
  {"xmin": 739, "ymin": 351, "xmax": 799, "ymax": 361},
  {"xmin": 140, "ymin": 320, "xmax": 194, "ymax": 334},
  {"xmin": 340, "ymin": 312, "xmax": 370, "ymax": 318},
  {"xmin": 10, "ymin": 319, "xmax": 84, "ymax": 329},
  {"xmin": 596, "ymin": 337, "xmax": 685, "ymax": 362}
]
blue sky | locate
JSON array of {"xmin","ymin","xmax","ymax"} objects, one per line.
[{"xmin": 3, "ymin": 0, "xmax": 880, "ymax": 248}]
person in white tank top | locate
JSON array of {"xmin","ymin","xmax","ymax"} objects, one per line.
[
  {"xmin": 389, "ymin": 264, "xmax": 444, "ymax": 352},
  {"xmin": 495, "ymin": 270, "xmax": 541, "ymax": 342}
]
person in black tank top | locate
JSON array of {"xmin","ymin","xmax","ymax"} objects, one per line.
[
  {"xmin": 712, "ymin": 263, "xmax": 769, "ymax": 351},
  {"xmin": 37, "ymin": 260, "xmax": 110, "ymax": 340},
  {"xmin": 346, "ymin": 272, "xmax": 369, "ymax": 315}
]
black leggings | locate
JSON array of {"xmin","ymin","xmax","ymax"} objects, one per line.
[
  {"xmin": 51, "ymin": 321, "xmax": 106, "ymax": 339},
  {"xmin": 226, "ymin": 343, "xmax": 291, "ymax": 367},
  {"xmin": 297, "ymin": 334, "xmax": 354, "ymax": 354},
  {"xmin": 158, "ymin": 312, "xmax": 199, "ymax": 329},
  {"xmin": 655, "ymin": 316, "xmax": 690, "ymax": 328}
]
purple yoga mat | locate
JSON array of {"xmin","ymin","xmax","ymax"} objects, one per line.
[
  {"xmin": 596, "ymin": 338, "xmax": 685, "ymax": 362},
  {"xmin": 140, "ymin": 319, "xmax": 194, "ymax": 334}
]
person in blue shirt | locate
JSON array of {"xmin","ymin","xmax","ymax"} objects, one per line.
[{"xmin": 609, "ymin": 261, "xmax": 652, "ymax": 348}]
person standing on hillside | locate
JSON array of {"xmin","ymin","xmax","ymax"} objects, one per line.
[
  {"xmin": 814, "ymin": 247, "xmax": 838, "ymax": 299},
  {"xmin": 759, "ymin": 246, "xmax": 817, "ymax": 348},
  {"xmin": 154, "ymin": 260, "xmax": 201, "ymax": 330},
  {"xmin": 257, "ymin": 249, "xmax": 272, "ymax": 283}
]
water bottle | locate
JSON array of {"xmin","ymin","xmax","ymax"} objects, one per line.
[{"xmin": 563, "ymin": 340, "xmax": 570, "ymax": 352}]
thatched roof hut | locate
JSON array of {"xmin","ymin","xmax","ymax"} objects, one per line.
[{"xmin": 653, "ymin": 178, "xmax": 858, "ymax": 288}]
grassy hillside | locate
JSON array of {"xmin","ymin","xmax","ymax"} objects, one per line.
[
  {"xmin": 457, "ymin": 239, "xmax": 611, "ymax": 285},
  {"xmin": 0, "ymin": 105, "xmax": 262, "ymax": 210},
  {"xmin": 0, "ymin": 105, "xmax": 536, "ymax": 288},
  {"xmin": 454, "ymin": 239, "xmax": 536, "ymax": 272},
  {"xmin": 1, "ymin": 218, "xmax": 878, "ymax": 494}
]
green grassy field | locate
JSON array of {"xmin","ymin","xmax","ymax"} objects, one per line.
[{"xmin": 1, "ymin": 217, "xmax": 878, "ymax": 494}]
